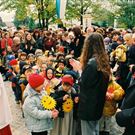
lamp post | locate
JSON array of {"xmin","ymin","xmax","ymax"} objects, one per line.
[{"xmin": 83, "ymin": 14, "xmax": 91, "ymax": 30}]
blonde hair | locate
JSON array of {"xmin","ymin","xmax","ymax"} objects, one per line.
[
  {"xmin": 36, "ymin": 56, "xmax": 47, "ymax": 67},
  {"xmin": 132, "ymin": 33, "xmax": 135, "ymax": 39},
  {"xmin": 123, "ymin": 33, "xmax": 132, "ymax": 41}
]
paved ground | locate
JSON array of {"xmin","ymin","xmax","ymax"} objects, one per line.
[{"xmin": 5, "ymin": 81, "xmax": 30, "ymax": 135}]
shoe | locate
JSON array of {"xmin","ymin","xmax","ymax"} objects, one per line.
[
  {"xmin": 99, "ymin": 131, "xmax": 109, "ymax": 135},
  {"xmin": 16, "ymin": 101, "xmax": 20, "ymax": 104},
  {"xmin": 4, "ymin": 78, "xmax": 8, "ymax": 81}
]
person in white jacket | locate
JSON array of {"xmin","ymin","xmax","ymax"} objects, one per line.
[{"xmin": 0, "ymin": 73, "xmax": 12, "ymax": 135}]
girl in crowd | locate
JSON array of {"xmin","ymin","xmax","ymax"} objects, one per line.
[
  {"xmin": 44, "ymin": 67, "xmax": 60, "ymax": 95},
  {"xmin": 50, "ymin": 74, "xmax": 79, "ymax": 135}
]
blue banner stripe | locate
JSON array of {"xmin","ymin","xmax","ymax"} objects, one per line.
[{"xmin": 56, "ymin": 0, "xmax": 60, "ymax": 18}]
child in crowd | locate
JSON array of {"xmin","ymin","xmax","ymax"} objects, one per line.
[
  {"xmin": 5, "ymin": 52, "xmax": 15, "ymax": 68},
  {"xmin": 50, "ymin": 74, "xmax": 79, "ymax": 135},
  {"xmin": 9, "ymin": 59, "xmax": 20, "ymax": 74},
  {"xmin": 39, "ymin": 63, "xmax": 47, "ymax": 77},
  {"xmin": 99, "ymin": 75, "xmax": 125, "ymax": 135},
  {"xmin": 47, "ymin": 55, "xmax": 55, "ymax": 68},
  {"xmin": 19, "ymin": 65, "xmax": 33, "ymax": 96},
  {"xmin": 35, "ymin": 49, "xmax": 43, "ymax": 58},
  {"xmin": 56, "ymin": 53, "xmax": 65, "ymax": 60},
  {"xmin": 44, "ymin": 67, "xmax": 61, "ymax": 95},
  {"xmin": 6, "ymin": 70, "xmax": 22, "ymax": 104},
  {"xmin": 23, "ymin": 73, "xmax": 59, "ymax": 135},
  {"xmin": 55, "ymin": 59, "xmax": 67, "ymax": 78},
  {"xmin": 6, "ymin": 59, "xmax": 22, "ymax": 104},
  {"xmin": 19, "ymin": 52, "xmax": 27, "ymax": 62},
  {"xmin": 36, "ymin": 56, "xmax": 47, "ymax": 72},
  {"xmin": 27, "ymin": 53, "xmax": 36, "ymax": 67},
  {"xmin": 18, "ymin": 52, "xmax": 27, "ymax": 72}
]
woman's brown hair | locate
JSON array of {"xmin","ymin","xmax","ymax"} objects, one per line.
[
  {"xmin": 72, "ymin": 26, "xmax": 82, "ymax": 37},
  {"xmin": 80, "ymin": 32, "xmax": 111, "ymax": 77}
]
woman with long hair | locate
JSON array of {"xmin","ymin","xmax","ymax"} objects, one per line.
[
  {"xmin": 70, "ymin": 32, "xmax": 111, "ymax": 135},
  {"xmin": 21, "ymin": 33, "xmax": 36, "ymax": 54},
  {"xmin": 79, "ymin": 32, "xmax": 111, "ymax": 135}
]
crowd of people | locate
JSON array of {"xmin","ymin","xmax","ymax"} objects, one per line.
[{"xmin": 0, "ymin": 25, "xmax": 135, "ymax": 135}]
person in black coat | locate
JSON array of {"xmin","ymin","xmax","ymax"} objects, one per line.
[
  {"xmin": 116, "ymin": 107, "xmax": 135, "ymax": 135},
  {"xmin": 71, "ymin": 33, "xmax": 111, "ymax": 135},
  {"xmin": 127, "ymin": 44, "xmax": 135, "ymax": 66},
  {"xmin": 71, "ymin": 27, "xmax": 85, "ymax": 58},
  {"xmin": 116, "ymin": 67, "xmax": 135, "ymax": 135},
  {"xmin": 109, "ymin": 31, "xmax": 121, "ymax": 68}
]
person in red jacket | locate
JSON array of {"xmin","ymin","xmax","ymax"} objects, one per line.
[{"xmin": 1, "ymin": 32, "xmax": 13, "ymax": 56}]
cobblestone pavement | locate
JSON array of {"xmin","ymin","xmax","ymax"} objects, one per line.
[{"xmin": 5, "ymin": 81, "xmax": 30, "ymax": 135}]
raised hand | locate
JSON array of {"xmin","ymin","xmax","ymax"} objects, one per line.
[{"xmin": 63, "ymin": 94, "xmax": 69, "ymax": 101}]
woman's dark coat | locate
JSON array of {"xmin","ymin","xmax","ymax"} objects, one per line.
[{"xmin": 78, "ymin": 58, "xmax": 109, "ymax": 121}]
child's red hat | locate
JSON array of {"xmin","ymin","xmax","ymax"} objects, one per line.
[
  {"xmin": 28, "ymin": 73, "xmax": 44, "ymax": 88},
  {"xmin": 62, "ymin": 75, "xmax": 74, "ymax": 86},
  {"xmin": 9, "ymin": 59, "xmax": 18, "ymax": 66}
]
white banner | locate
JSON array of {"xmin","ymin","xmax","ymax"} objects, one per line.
[{"xmin": 60, "ymin": 0, "xmax": 67, "ymax": 19}]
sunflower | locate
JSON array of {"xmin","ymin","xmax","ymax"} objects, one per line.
[
  {"xmin": 41, "ymin": 95, "xmax": 56, "ymax": 110},
  {"xmin": 62, "ymin": 98, "xmax": 73, "ymax": 112}
]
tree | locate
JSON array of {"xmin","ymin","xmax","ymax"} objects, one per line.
[
  {"xmin": 35, "ymin": 0, "xmax": 56, "ymax": 29},
  {"xmin": 91, "ymin": 3, "xmax": 116, "ymax": 27},
  {"xmin": 66, "ymin": 0, "xmax": 94, "ymax": 25},
  {"xmin": 116, "ymin": 1, "xmax": 135, "ymax": 28},
  {"xmin": 0, "ymin": 0, "xmax": 56, "ymax": 29},
  {"xmin": 66, "ymin": 0, "xmax": 116, "ymax": 26}
]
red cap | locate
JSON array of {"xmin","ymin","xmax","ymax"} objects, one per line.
[
  {"xmin": 28, "ymin": 73, "xmax": 44, "ymax": 88},
  {"xmin": 9, "ymin": 59, "xmax": 18, "ymax": 66},
  {"xmin": 62, "ymin": 75, "xmax": 74, "ymax": 86}
]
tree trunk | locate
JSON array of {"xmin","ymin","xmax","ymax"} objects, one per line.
[
  {"xmin": 80, "ymin": 0, "xmax": 83, "ymax": 26},
  {"xmin": 46, "ymin": 18, "xmax": 49, "ymax": 30},
  {"xmin": 80, "ymin": 15, "xmax": 83, "ymax": 26},
  {"xmin": 42, "ymin": 18, "xmax": 45, "ymax": 28},
  {"xmin": 38, "ymin": 10, "xmax": 42, "ymax": 28},
  {"xmin": 36, "ymin": 0, "xmax": 42, "ymax": 28},
  {"xmin": 41, "ymin": 0, "xmax": 45, "ymax": 28},
  {"xmin": 45, "ymin": 10, "xmax": 49, "ymax": 30}
]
